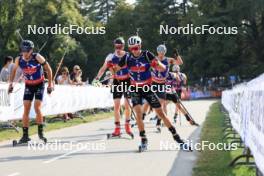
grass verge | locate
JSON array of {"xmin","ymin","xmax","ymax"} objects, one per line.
[
  {"xmin": 0, "ymin": 111, "xmax": 113, "ymax": 142},
  {"xmin": 193, "ymin": 102, "xmax": 255, "ymax": 176}
]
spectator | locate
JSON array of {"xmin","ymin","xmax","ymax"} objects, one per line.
[
  {"xmin": 8, "ymin": 63, "xmax": 23, "ymax": 83},
  {"xmin": 70, "ymin": 65, "xmax": 81, "ymax": 81},
  {"xmin": 56, "ymin": 66, "xmax": 72, "ymax": 85},
  {"xmin": 0, "ymin": 56, "xmax": 13, "ymax": 82},
  {"xmin": 72, "ymin": 69, "xmax": 84, "ymax": 85},
  {"xmin": 56, "ymin": 66, "xmax": 72, "ymax": 121}
]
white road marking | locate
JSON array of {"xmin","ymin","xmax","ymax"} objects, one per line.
[
  {"xmin": 7, "ymin": 172, "xmax": 20, "ymax": 176},
  {"xmin": 43, "ymin": 139, "xmax": 106, "ymax": 164}
]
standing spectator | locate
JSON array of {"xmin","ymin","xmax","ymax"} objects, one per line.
[
  {"xmin": 0, "ymin": 56, "xmax": 13, "ymax": 82},
  {"xmin": 56, "ymin": 66, "xmax": 72, "ymax": 121}
]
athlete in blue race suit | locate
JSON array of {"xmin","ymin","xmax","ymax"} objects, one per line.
[{"xmin": 8, "ymin": 40, "xmax": 53, "ymax": 144}]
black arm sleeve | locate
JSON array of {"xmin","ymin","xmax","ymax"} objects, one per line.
[
  {"xmin": 146, "ymin": 51, "xmax": 156, "ymax": 61},
  {"xmin": 118, "ymin": 54, "xmax": 127, "ymax": 67}
]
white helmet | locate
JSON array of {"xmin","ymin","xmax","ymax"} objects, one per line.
[
  {"xmin": 128, "ymin": 36, "xmax": 142, "ymax": 46},
  {"xmin": 172, "ymin": 65, "xmax": 180, "ymax": 72},
  {"xmin": 157, "ymin": 44, "xmax": 167, "ymax": 54}
]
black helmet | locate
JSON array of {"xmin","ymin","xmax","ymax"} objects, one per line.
[
  {"xmin": 114, "ymin": 37, "xmax": 125, "ymax": 45},
  {"xmin": 20, "ymin": 40, "xmax": 34, "ymax": 52}
]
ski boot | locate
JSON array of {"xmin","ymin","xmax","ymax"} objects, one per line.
[
  {"xmin": 150, "ymin": 115, "xmax": 158, "ymax": 121},
  {"xmin": 142, "ymin": 113, "xmax": 146, "ymax": 121},
  {"xmin": 38, "ymin": 124, "xmax": 47, "ymax": 143},
  {"xmin": 125, "ymin": 121, "xmax": 134, "ymax": 139},
  {"xmin": 107, "ymin": 122, "xmax": 121, "ymax": 139},
  {"xmin": 169, "ymin": 126, "xmax": 192, "ymax": 151},
  {"xmin": 173, "ymin": 134, "xmax": 192, "ymax": 151},
  {"xmin": 173, "ymin": 113, "xmax": 178, "ymax": 123},
  {"xmin": 13, "ymin": 127, "xmax": 31, "ymax": 147},
  {"xmin": 156, "ymin": 119, "xmax": 162, "ymax": 133},
  {"xmin": 138, "ymin": 137, "xmax": 148, "ymax": 152}
]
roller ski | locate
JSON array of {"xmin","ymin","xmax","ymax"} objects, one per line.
[
  {"xmin": 13, "ymin": 136, "xmax": 31, "ymax": 147},
  {"xmin": 138, "ymin": 138, "xmax": 148, "ymax": 153},
  {"xmin": 13, "ymin": 127, "xmax": 31, "ymax": 147}
]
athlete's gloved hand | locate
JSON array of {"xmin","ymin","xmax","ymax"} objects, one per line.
[
  {"xmin": 150, "ymin": 59, "xmax": 159, "ymax": 68},
  {"xmin": 92, "ymin": 79, "xmax": 101, "ymax": 87},
  {"xmin": 173, "ymin": 48, "xmax": 179, "ymax": 58},
  {"xmin": 8, "ymin": 83, "xmax": 13, "ymax": 94},
  {"xmin": 106, "ymin": 61, "xmax": 114, "ymax": 68},
  {"xmin": 47, "ymin": 86, "xmax": 54, "ymax": 94}
]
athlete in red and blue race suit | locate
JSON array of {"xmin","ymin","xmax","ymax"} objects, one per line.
[
  {"xmin": 166, "ymin": 66, "xmax": 196, "ymax": 125},
  {"xmin": 8, "ymin": 40, "xmax": 53, "ymax": 144},
  {"xmin": 94, "ymin": 37, "xmax": 133, "ymax": 138},
  {"xmin": 151, "ymin": 45, "xmax": 183, "ymax": 132},
  {"xmin": 111, "ymin": 35, "xmax": 192, "ymax": 151}
]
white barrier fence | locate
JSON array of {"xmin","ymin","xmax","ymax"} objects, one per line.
[
  {"xmin": 222, "ymin": 73, "xmax": 264, "ymax": 174},
  {"xmin": 0, "ymin": 83, "xmax": 114, "ymax": 121}
]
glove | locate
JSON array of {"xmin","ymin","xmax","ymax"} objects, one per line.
[
  {"xmin": 92, "ymin": 79, "xmax": 101, "ymax": 87},
  {"xmin": 150, "ymin": 59, "xmax": 159, "ymax": 68},
  {"xmin": 173, "ymin": 48, "xmax": 179, "ymax": 58},
  {"xmin": 47, "ymin": 86, "xmax": 54, "ymax": 94},
  {"xmin": 8, "ymin": 84, "xmax": 13, "ymax": 94},
  {"xmin": 106, "ymin": 61, "xmax": 114, "ymax": 68}
]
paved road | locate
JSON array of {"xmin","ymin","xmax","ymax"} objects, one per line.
[{"xmin": 0, "ymin": 100, "xmax": 216, "ymax": 176}]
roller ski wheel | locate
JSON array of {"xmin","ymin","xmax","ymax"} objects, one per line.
[
  {"xmin": 138, "ymin": 139, "xmax": 148, "ymax": 153},
  {"xmin": 40, "ymin": 137, "xmax": 47, "ymax": 143},
  {"xmin": 127, "ymin": 132, "xmax": 134, "ymax": 139},
  {"xmin": 107, "ymin": 133, "xmax": 121, "ymax": 139},
  {"xmin": 12, "ymin": 140, "xmax": 18, "ymax": 147}
]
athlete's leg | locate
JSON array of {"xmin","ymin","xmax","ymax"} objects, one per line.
[
  {"xmin": 124, "ymin": 98, "xmax": 133, "ymax": 135},
  {"xmin": 142, "ymin": 102, "xmax": 149, "ymax": 120},
  {"xmin": 22, "ymin": 101, "xmax": 31, "ymax": 128},
  {"xmin": 112, "ymin": 98, "xmax": 122, "ymax": 136},
  {"xmin": 154, "ymin": 98, "xmax": 166, "ymax": 129},
  {"xmin": 35, "ymin": 100, "xmax": 43, "ymax": 124},
  {"xmin": 34, "ymin": 99, "xmax": 46, "ymax": 140},
  {"xmin": 133, "ymin": 104, "xmax": 144, "ymax": 132},
  {"xmin": 131, "ymin": 90, "xmax": 147, "ymax": 145},
  {"xmin": 20, "ymin": 84, "xmax": 35, "ymax": 143},
  {"xmin": 124, "ymin": 98, "xmax": 131, "ymax": 121}
]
